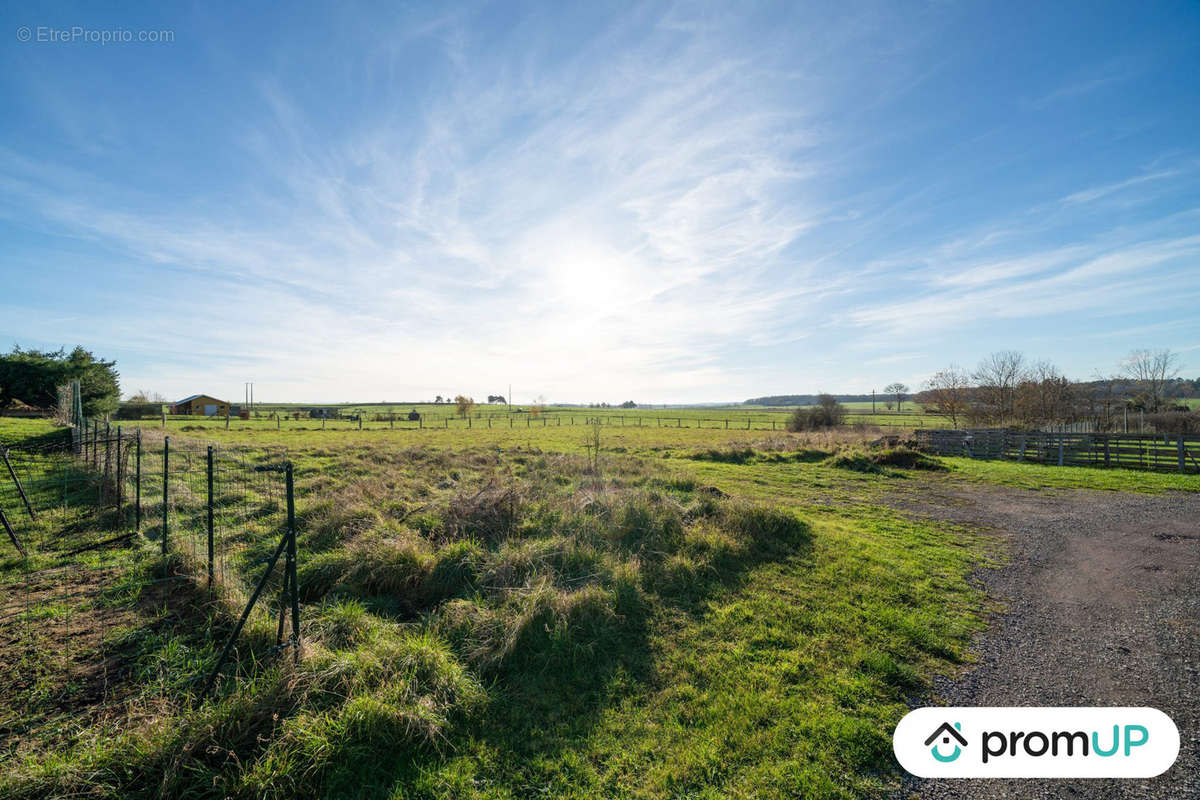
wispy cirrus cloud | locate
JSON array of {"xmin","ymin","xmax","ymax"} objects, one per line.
[{"xmin": 1, "ymin": 2, "xmax": 1197, "ymax": 399}]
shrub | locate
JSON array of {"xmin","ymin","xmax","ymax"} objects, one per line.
[
  {"xmin": 824, "ymin": 447, "xmax": 947, "ymax": 474},
  {"xmin": 787, "ymin": 394, "xmax": 846, "ymax": 431},
  {"xmin": 441, "ymin": 485, "xmax": 519, "ymax": 543}
]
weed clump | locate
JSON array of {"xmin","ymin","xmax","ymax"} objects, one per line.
[{"xmin": 825, "ymin": 446, "xmax": 947, "ymax": 474}]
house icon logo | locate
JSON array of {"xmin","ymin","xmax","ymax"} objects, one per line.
[{"xmin": 924, "ymin": 721, "xmax": 967, "ymax": 762}]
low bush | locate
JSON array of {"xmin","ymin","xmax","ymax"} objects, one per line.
[{"xmin": 826, "ymin": 446, "xmax": 947, "ymax": 474}]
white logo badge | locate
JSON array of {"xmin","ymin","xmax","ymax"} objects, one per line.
[{"xmin": 894, "ymin": 707, "xmax": 1179, "ymax": 778}]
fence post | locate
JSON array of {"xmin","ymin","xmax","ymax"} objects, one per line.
[
  {"xmin": 207, "ymin": 446, "xmax": 215, "ymax": 590},
  {"xmin": 285, "ymin": 462, "xmax": 300, "ymax": 663},
  {"xmin": 1018, "ymin": 434, "xmax": 1026, "ymax": 462},
  {"xmin": 103, "ymin": 422, "xmax": 111, "ymax": 506},
  {"xmin": 1104, "ymin": 436, "xmax": 1111, "ymax": 467},
  {"xmin": 1179, "ymin": 436, "xmax": 1186, "ymax": 473},
  {"xmin": 93, "ymin": 422, "xmax": 99, "ymax": 468},
  {"xmin": 116, "ymin": 426, "xmax": 124, "ymax": 525},
  {"xmin": 199, "ymin": 525, "xmax": 291, "ymax": 702},
  {"xmin": 162, "ymin": 436, "xmax": 169, "ymax": 557},
  {"xmin": 1, "ymin": 505, "xmax": 26, "ymax": 556},
  {"xmin": 1057, "ymin": 435, "xmax": 1064, "ymax": 467},
  {"xmin": 1, "ymin": 447, "xmax": 36, "ymax": 521},
  {"xmin": 135, "ymin": 429, "xmax": 142, "ymax": 530}
]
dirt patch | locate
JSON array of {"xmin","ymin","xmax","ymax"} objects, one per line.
[
  {"xmin": 887, "ymin": 485, "xmax": 1200, "ymax": 799},
  {"xmin": 0, "ymin": 567, "xmax": 213, "ymax": 762}
]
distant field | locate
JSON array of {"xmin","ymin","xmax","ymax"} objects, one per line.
[{"xmin": 118, "ymin": 401, "xmax": 954, "ymax": 434}]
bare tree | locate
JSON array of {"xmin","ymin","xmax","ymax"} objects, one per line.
[
  {"xmin": 1016, "ymin": 361, "xmax": 1075, "ymax": 425},
  {"xmin": 883, "ymin": 382, "xmax": 909, "ymax": 411},
  {"xmin": 973, "ymin": 351, "xmax": 1026, "ymax": 422},
  {"xmin": 1122, "ymin": 348, "xmax": 1180, "ymax": 411},
  {"xmin": 923, "ymin": 365, "xmax": 972, "ymax": 428},
  {"xmin": 1089, "ymin": 371, "xmax": 1123, "ymax": 431},
  {"xmin": 127, "ymin": 389, "xmax": 166, "ymax": 403}
]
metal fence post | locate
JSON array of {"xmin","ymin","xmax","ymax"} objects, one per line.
[
  {"xmin": 135, "ymin": 428, "xmax": 142, "ymax": 529},
  {"xmin": 286, "ymin": 462, "xmax": 300, "ymax": 663},
  {"xmin": 1, "ymin": 447, "xmax": 36, "ymax": 521},
  {"xmin": 162, "ymin": 436, "xmax": 169, "ymax": 557},
  {"xmin": 207, "ymin": 445, "xmax": 215, "ymax": 589},
  {"xmin": 116, "ymin": 426, "xmax": 124, "ymax": 525}
]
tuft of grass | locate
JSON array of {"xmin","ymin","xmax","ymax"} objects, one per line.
[{"xmin": 825, "ymin": 446, "xmax": 946, "ymax": 475}]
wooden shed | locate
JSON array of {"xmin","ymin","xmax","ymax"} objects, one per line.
[{"xmin": 170, "ymin": 394, "xmax": 230, "ymax": 416}]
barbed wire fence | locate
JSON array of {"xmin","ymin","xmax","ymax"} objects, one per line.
[{"xmin": 0, "ymin": 390, "xmax": 301, "ymax": 750}]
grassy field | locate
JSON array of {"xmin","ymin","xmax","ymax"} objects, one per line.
[
  {"xmin": 0, "ymin": 415, "xmax": 1192, "ymax": 799},
  {"xmin": 120, "ymin": 402, "xmax": 953, "ymax": 436}
]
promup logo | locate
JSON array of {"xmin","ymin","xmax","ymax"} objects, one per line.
[
  {"xmin": 894, "ymin": 707, "xmax": 1179, "ymax": 778},
  {"xmin": 924, "ymin": 722, "xmax": 967, "ymax": 762}
]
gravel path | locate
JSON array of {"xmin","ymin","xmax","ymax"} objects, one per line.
[{"xmin": 888, "ymin": 484, "xmax": 1200, "ymax": 800}]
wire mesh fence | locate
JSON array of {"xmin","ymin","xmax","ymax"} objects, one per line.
[{"xmin": 0, "ymin": 421, "xmax": 299, "ymax": 754}]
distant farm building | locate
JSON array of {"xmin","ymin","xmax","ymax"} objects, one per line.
[{"xmin": 170, "ymin": 394, "xmax": 230, "ymax": 416}]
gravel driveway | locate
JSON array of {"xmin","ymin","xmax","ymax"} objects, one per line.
[{"xmin": 888, "ymin": 484, "xmax": 1200, "ymax": 800}]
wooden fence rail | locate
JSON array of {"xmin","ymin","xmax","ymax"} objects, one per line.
[{"xmin": 915, "ymin": 429, "xmax": 1200, "ymax": 474}]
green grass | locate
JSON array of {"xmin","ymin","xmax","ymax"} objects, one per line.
[
  {"xmin": 0, "ymin": 413, "xmax": 1191, "ymax": 798},
  {"xmin": 938, "ymin": 455, "xmax": 1200, "ymax": 493}
]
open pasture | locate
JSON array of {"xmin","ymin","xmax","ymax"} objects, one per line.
[{"xmin": 0, "ymin": 415, "xmax": 1194, "ymax": 799}]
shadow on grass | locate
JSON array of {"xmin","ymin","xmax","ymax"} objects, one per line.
[{"xmin": 322, "ymin": 513, "xmax": 816, "ymax": 800}]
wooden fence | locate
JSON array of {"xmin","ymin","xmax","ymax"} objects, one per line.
[{"xmin": 915, "ymin": 429, "xmax": 1200, "ymax": 474}]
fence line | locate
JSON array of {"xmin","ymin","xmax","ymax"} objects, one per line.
[
  {"xmin": 144, "ymin": 410, "xmax": 942, "ymax": 432},
  {"xmin": 916, "ymin": 429, "xmax": 1200, "ymax": 473},
  {"xmin": 0, "ymin": 419, "xmax": 299, "ymax": 742}
]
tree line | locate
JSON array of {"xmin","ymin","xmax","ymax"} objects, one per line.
[
  {"xmin": 0, "ymin": 346, "xmax": 120, "ymax": 419},
  {"xmin": 918, "ymin": 348, "xmax": 1196, "ymax": 431}
]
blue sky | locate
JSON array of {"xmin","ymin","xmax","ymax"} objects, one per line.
[{"xmin": 2, "ymin": 1, "xmax": 1198, "ymax": 404}]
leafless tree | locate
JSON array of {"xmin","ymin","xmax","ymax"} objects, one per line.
[
  {"xmin": 1015, "ymin": 361, "xmax": 1075, "ymax": 424},
  {"xmin": 1122, "ymin": 348, "xmax": 1180, "ymax": 411},
  {"xmin": 883, "ymin": 382, "xmax": 909, "ymax": 411},
  {"xmin": 923, "ymin": 365, "xmax": 972, "ymax": 428},
  {"xmin": 973, "ymin": 351, "xmax": 1026, "ymax": 421},
  {"xmin": 1089, "ymin": 371, "xmax": 1123, "ymax": 431}
]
